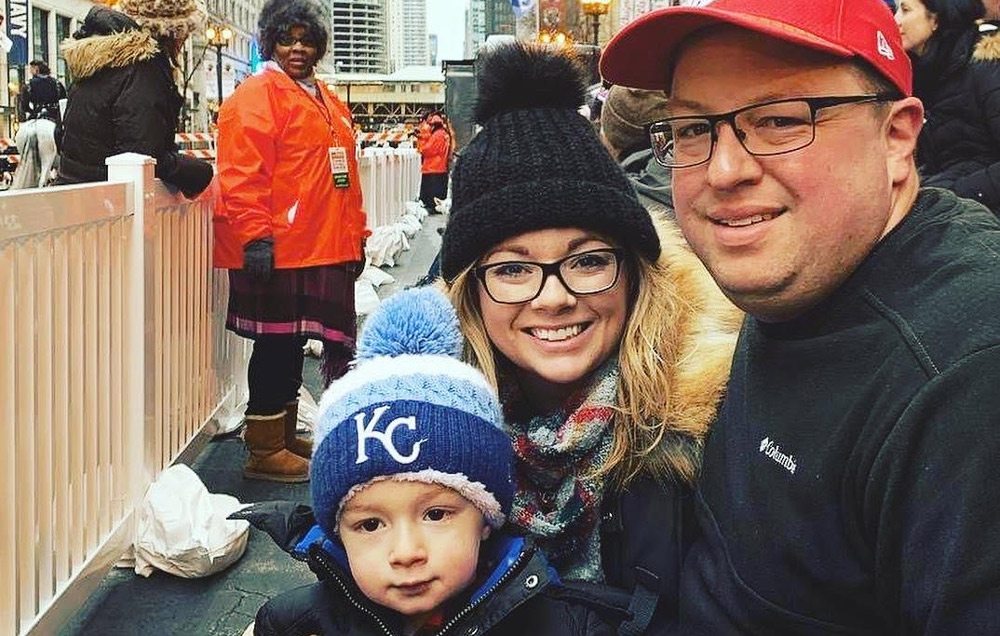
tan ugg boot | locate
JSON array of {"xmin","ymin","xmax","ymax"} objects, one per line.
[
  {"xmin": 243, "ymin": 412, "xmax": 310, "ymax": 483},
  {"xmin": 283, "ymin": 400, "xmax": 313, "ymax": 459}
]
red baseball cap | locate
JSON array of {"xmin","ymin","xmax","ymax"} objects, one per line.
[{"xmin": 600, "ymin": 0, "xmax": 912, "ymax": 97}]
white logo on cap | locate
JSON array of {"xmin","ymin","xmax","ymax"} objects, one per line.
[
  {"xmin": 876, "ymin": 31, "xmax": 895, "ymax": 61},
  {"xmin": 355, "ymin": 405, "xmax": 426, "ymax": 465}
]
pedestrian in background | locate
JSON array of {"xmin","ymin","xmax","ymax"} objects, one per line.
[
  {"xmin": 55, "ymin": 1, "xmax": 212, "ymax": 197},
  {"xmin": 602, "ymin": 0, "xmax": 1000, "ymax": 630},
  {"xmin": 11, "ymin": 60, "xmax": 65, "ymax": 189},
  {"xmin": 213, "ymin": 0, "xmax": 368, "ymax": 484},
  {"xmin": 418, "ymin": 112, "xmax": 451, "ymax": 213},
  {"xmin": 896, "ymin": 0, "xmax": 1000, "ymax": 212},
  {"xmin": 599, "ymin": 85, "xmax": 674, "ymax": 218},
  {"xmin": 20, "ymin": 60, "xmax": 65, "ymax": 127},
  {"xmin": 442, "ymin": 42, "xmax": 740, "ymax": 632}
]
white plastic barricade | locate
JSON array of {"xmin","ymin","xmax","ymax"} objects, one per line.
[{"xmin": 0, "ymin": 154, "xmax": 250, "ymax": 635}]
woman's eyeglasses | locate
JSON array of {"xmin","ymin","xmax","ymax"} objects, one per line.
[
  {"xmin": 474, "ymin": 248, "xmax": 625, "ymax": 304},
  {"xmin": 276, "ymin": 33, "xmax": 318, "ymax": 48}
]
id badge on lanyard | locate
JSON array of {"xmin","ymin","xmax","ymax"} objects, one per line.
[{"xmin": 328, "ymin": 146, "xmax": 350, "ymax": 188}]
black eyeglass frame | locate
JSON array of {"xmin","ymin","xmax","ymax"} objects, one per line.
[
  {"xmin": 474, "ymin": 248, "xmax": 626, "ymax": 305},
  {"xmin": 648, "ymin": 93, "xmax": 900, "ymax": 169}
]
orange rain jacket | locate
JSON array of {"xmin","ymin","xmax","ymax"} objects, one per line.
[
  {"xmin": 419, "ymin": 127, "xmax": 451, "ymax": 175},
  {"xmin": 213, "ymin": 65, "xmax": 368, "ymax": 269}
]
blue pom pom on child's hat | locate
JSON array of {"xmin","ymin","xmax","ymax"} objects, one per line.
[{"xmin": 311, "ymin": 287, "xmax": 513, "ymax": 539}]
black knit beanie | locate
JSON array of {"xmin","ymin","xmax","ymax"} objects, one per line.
[{"xmin": 440, "ymin": 42, "xmax": 660, "ymax": 282}]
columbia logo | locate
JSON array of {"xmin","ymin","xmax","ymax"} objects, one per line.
[
  {"xmin": 876, "ymin": 31, "xmax": 895, "ymax": 61},
  {"xmin": 759, "ymin": 437, "xmax": 797, "ymax": 475}
]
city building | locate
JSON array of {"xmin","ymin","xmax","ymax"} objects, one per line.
[
  {"xmin": 385, "ymin": 0, "xmax": 404, "ymax": 72},
  {"xmin": 428, "ymin": 33, "xmax": 437, "ymax": 66},
  {"xmin": 466, "ymin": 0, "xmax": 514, "ymax": 58},
  {"xmin": 331, "ymin": 0, "xmax": 388, "ymax": 74},
  {"xmin": 400, "ymin": 0, "xmax": 428, "ymax": 66}
]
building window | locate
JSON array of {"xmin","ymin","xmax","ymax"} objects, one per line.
[
  {"xmin": 32, "ymin": 8, "xmax": 49, "ymax": 63},
  {"xmin": 56, "ymin": 15, "xmax": 72, "ymax": 85}
]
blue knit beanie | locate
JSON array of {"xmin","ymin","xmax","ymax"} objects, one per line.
[{"xmin": 311, "ymin": 287, "xmax": 513, "ymax": 539}]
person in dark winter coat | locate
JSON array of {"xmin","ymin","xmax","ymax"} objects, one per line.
[
  {"xmin": 251, "ymin": 288, "xmax": 629, "ymax": 636},
  {"xmin": 603, "ymin": 0, "xmax": 1000, "ymax": 631},
  {"xmin": 20, "ymin": 60, "xmax": 65, "ymax": 125},
  {"xmin": 55, "ymin": 1, "xmax": 212, "ymax": 198},
  {"xmin": 896, "ymin": 0, "xmax": 1000, "ymax": 212},
  {"xmin": 441, "ymin": 43, "xmax": 740, "ymax": 634}
]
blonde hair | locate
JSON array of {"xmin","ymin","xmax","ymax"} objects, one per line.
[{"xmin": 447, "ymin": 233, "xmax": 736, "ymax": 486}]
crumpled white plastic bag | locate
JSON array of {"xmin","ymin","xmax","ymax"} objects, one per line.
[
  {"xmin": 134, "ymin": 464, "xmax": 250, "ymax": 578},
  {"xmin": 365, "ymin": 225, "xmax": 410, "ymax": 267},
  {"xmin": 399, "ymin": 213, "xmax": 422, "ymax": 238},
  {"xmin": 355, "ymin": 277, "xmax": 382, "ymax": 316},
  {"xmin": 297, "ymin": 385, "xmax": 318, "ymax": 435},
  {"xmin": 405, "ymin": 200, "xmax": 428, "ymax": 220}
]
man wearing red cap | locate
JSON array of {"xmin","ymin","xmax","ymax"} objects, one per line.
[{"xmin": 602, "ymin": 0, "xmax": 1000, "ymax": 632}]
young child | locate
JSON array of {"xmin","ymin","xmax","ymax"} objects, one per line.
[{"xmin": 253, "ymin": 288, "xmax": 630, "ymax": 636}]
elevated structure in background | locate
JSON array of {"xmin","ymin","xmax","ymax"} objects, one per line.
[
  {"xmin": 322, "ymin": 65, "xmax": 444, "ymax": 131},
  {"xmin": 401, "ymin": 0, "xmax": 429, "ymax": 66},
  {"xmin": 331, "ymin": 0, "xmax": 388, "ymax": 74}
]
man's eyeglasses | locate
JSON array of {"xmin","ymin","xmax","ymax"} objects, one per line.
[
  {"xmin": 474, "ymin": 248, "xmax": 625, "ymax": 305},
  {"xmin": 276, "ymin": 33, "xmax": 318, "ymax": 48},
  {"xmin": 649, "ymin": 94, "xmax": 899, "ymax": 169}
]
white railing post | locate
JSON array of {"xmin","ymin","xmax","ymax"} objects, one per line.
[{"xmin": 105, "ymin": 153, "xmax": 155, "ymax": 523}]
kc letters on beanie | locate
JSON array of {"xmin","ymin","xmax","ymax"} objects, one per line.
[
  {"xmin": 310, "ymin": 288, "xmax": 514, "ymax": 538},
  {"xmin": 440, "ymin": 42, "xmax": 661, "ymax": 282}
]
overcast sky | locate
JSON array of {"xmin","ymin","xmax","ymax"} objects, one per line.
[{"xmin": 427, "ymin": 0, "xmax": 469, "ymax": 61}]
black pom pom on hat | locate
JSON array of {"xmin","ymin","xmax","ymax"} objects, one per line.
[{"xmin": 441, "ymin": 41, "xmax": 660, "ymax": 282}]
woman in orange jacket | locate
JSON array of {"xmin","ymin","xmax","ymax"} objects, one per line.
[
  {"xmin": 417, "ymin": 112, "xmax": 451, "ymax": 213},
  {"xmin": 213, "ymin": 0, "xmax": 367, "ymax": 483}
]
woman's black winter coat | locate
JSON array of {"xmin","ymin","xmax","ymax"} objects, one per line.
[
  {"xmin": 55, "ymin": 6, "xmax": 212, "ymax": 198},
  {"xmin": 914, "ymin": 28, "xmax": 1000, "ymax": 213}
]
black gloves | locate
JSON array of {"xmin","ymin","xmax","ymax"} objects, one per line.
[{"xmin": 243, "ymin": 237, "xmax": 274, "ymax": 284}]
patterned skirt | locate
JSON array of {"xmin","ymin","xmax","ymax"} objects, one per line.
[{"xmin": 226, "ymin": 263, "xmax": 358, "ymax": 383}]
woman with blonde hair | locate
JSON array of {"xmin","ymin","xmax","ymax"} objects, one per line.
[{"xmin": 441, "ymin": 42, "xmax": 740, "ymax": 631}]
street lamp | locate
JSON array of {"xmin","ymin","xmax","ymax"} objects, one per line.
[
  {"xmin": 206, "ymin": 24, "xmax": 233, "ymax": 104},
  {"xmin": 580, "ymin": 0, "xmax": 611, "ymax": 47}
]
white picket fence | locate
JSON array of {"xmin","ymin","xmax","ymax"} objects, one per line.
[{"xmin": 0, "ymin": 146, "xmax": 424, "ymax": 635}]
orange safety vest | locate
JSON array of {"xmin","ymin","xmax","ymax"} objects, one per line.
[{"xmin": 213, "ymin": 66, "xmax": 368, "ymax": 269}]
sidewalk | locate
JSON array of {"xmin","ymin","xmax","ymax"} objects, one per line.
[{"xmin": 60, "ymin": 212, "xmax": 447, "ymax": 636}]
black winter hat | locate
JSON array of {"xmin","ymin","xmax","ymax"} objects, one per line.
[{"xmin": 440, "ymin": 42, "xmax": 661, "ymax": 282}]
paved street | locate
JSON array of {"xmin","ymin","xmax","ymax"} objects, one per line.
[{"xmin": 60, "ymin": 213, "xmax": 447, "ymax": 636}]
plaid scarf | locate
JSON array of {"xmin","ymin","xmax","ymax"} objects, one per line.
[{"xmin": 504, "ymin": 360, "xmax": 617, "ymax": 582}]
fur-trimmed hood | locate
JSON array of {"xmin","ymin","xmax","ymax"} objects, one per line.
[
  {"xmin": 974, "ymin": 29, "xmax": 1000, "ymax": 62},
  {"xmin": 644, "ymin": 212, "xmax": 742, "ymax": 483},
  {"xmin": 61, "ymin": 30, "xmax": 159, "ymax": 80}
]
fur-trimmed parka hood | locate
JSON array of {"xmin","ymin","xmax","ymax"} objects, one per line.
[
  {"xmin": 974, "ymin": 29, "xmax": 1000, "ymax": 62},
  {"xmin": 640, "ymin": 212, "xmax": 742, "ymax": 484},
  {"xmin": 60, "ymin": 7, "xmax": 159, "ymax": 80}
]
